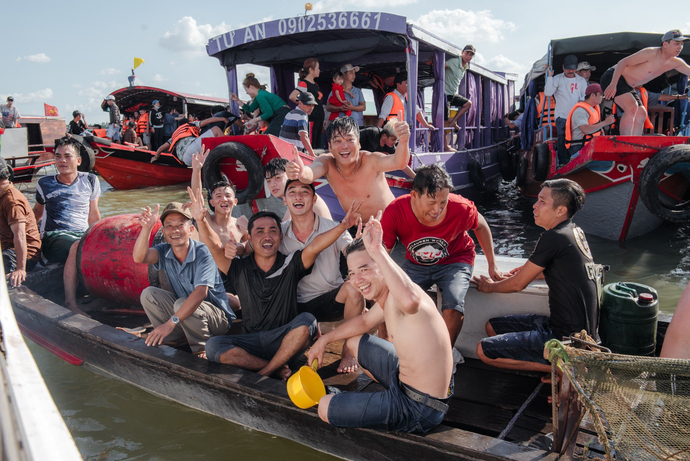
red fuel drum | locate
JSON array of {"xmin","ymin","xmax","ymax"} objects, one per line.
[{"xmin": 76, "ymin": 214, "xmax": 162, "ymax": 307}]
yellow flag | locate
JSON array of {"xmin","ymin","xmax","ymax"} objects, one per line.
[{"xmin": 133, "ymin": 57, "xmax": 145, "ymax": 69}]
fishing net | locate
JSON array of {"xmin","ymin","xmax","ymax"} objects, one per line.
[{"xmin": 547, "ymin": 341, "xmax": 690, "ymax": 460}]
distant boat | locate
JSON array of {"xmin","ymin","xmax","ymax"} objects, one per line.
[{"xmin": 0, "ymin": 115, "xmax": 60, "ymax": 182}]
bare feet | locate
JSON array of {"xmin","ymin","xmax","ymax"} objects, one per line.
[
  {"xmin": 337, "ymin": 354, "xmax": 358, "ymax": 374},
  {"xmin": 275, "ymin": 365, "xmax": 292, "ymax": 381},
  {"xmin": 65, "ymin": 302, "xmax": 92, "ymax": 318},
  {"xmin": 194, "ymin": 350, "xmax": 208, "ymax": 360},
  {"xmin": 444, "ymin": 145, "xmax": 457, "ymax": 153}
]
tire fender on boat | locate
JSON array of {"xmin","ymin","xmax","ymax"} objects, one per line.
[
  {"xmin": 68, "ymin": 134, "xmax": 96, "ymax": 172},
  {"xmin": 531, "ymin": 143, "xmax": 550, "ymax": 182},
  {"xmin": 639, "ymin": 144, "xmax": 690, "ymax": 223},
  {"xmin": 468, "ymin": 158, "xmax": 487, "ymax": 192},
  {"xmin": 201, "ymin": 142, "xmax": 264, "ymax": 205},
  {"xmin": 516, "ymin": 156, "xmax": 529, "ymax": 187},
  {"xmin": 498, "ymin": 144, "xmax": 517, "ymax": 181},
  {"xmin": 83, "ymin": 135, "xmax": 112, "ymax": 146}
]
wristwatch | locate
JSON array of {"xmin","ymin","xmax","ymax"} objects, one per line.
[{"xmin": 171, "ymin": 315, "xmax": 180, "ymax": 325}]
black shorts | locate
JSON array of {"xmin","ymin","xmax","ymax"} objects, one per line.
[
  {"xmin": 445, "ymin": 94, "xmax": 470, "ymax": 120},
  {"xmin": 600, "ymin": 68, "xmax": 642, "ymax": 106},
  {"xmin": 297, "ymin": 286, "xmax": 345, "ymax": 322}
]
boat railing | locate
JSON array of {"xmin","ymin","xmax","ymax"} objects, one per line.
[{"xmin": 0, "ymin": 272, "xmax": 82, "ymax": 461}]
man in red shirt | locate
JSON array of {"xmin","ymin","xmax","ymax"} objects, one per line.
[{"xmin": 381, "ymin": 165, "xmax": 503, "ymax": 359}]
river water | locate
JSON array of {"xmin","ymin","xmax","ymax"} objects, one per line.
[{"xmin": 19, "ymin": 170, "xmax": 690, "ymax": 460}]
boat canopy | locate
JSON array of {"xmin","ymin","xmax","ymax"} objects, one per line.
[{"xmin": 101, "ymin": 86, "xmax": 229, "ymax": 116}]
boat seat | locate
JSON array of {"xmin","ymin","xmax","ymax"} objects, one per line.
[{"xmin": 646, "ymin": 106, "xmax": 674, "ymax": 134}]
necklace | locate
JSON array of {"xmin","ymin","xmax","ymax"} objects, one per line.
[{"xmin": 335, "ymin": 158, "xmax": 360, "ymax": 179}]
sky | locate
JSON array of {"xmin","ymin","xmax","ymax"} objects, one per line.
[{"xmin": 2, "ymin": 0, "xmax": 689, "ymax": 125}]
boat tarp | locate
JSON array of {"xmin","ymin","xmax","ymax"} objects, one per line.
[{"xmin": 102, "ymin": 87, "xmax": 229, "ymax": 115}]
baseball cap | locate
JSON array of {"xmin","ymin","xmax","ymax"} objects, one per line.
[
  {"xmin": 662, "ymin": 29, "xmax": 690, "ymax": 42},
  {"xmin": 577, "ymin": 61, "xmax": 596, "ymax": 72},
  {"xmin": 340, "ymin": 63, "xmax": 360, "ymax": 73},
  {"xmin": 585, "ymin": 83, "xmax": 603, "ymax": 97},
  {"xmin": 297, "ymin": 92, "xmax": 318, "ymax": 105},
  {"xmin": 6, "ymin": 96, "xmax": 13, "ymax": 102},
  {"xmin": 463, "ymin": 44, "xmax": 476, "ymax": 53},
  {"xmin": 159, "ymin": 202, "xmax": 193, "ymax": 224},
  {"xmin": 104, "ymin": 95, "xmax": 115, "ymax": 101},
  {"xmin": 152, "ymin": 99, "xmax": 160, "ymax": 105},
  {"xmin": 564, "ymin": 54, "xmax": 579, "ymax": 70}
]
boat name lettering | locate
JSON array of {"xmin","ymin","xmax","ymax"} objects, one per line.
[{"xmin": 278, "ymin": 12, "xmax": 381, "ymax": 37}]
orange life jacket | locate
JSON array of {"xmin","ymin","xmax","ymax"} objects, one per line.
[
  {"xmin": 136, "ymin": 113, "xmax": 149, "ymax": 135},
  {"xmin": 168, "ymin": 123, "xmax": 200, "ymax": 153},
  {"xmin": 384, "ymin": 91, "xmax": 406, "ymax": 121},
  {"xmin": 565, "ymin": 102, "xmax": 600, "ymax": 148},
  {"xmin": 92, "ymin": 128, "xmax": 107, "ymax": 137},
  {"xmin": 537, "ymin": 92, "xmax": 556, "ymax": 127},
  {"xmin": 638, "ymin": 87, "xmax": 655, "ymax": 131}
]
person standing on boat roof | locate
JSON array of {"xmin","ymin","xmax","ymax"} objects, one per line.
[
  {"xmin": 148, "ymin": 100, "xmax": 165, "ymax": 151},
  {"xmin": 544, "ymin": 54, "xmax": 587, "ymax": 167},
  {"xmin": 326, "ymin": 64, "xmax": 366, "ymax": 127},
  {"xmin": 104, "ymin": 95, "xmax": 121, "ymax": 143},
  {"xmin": 381, "ymin": 164, "xmax": 503, "ymax": 368},
  {"xmin": 133, "ymin": 202, "xmax": 235, "ymax": 356},
  {"xmin": 200, "ymin": 202, "xmax": 362, "ymax": 381},
  {"xmin": 376, "ymin": 72, "xmax": 436, "ymax": 132},
  {"xmin": 565, "ymin": 84, "xmax": 615, "ymax": 160},
  {"xmin": 0, "ymin": 157, "xmax": 41, "ymax": 288},
  {"xmin": 289, "ymin": 58, "xmax": 326, "ymax": 149},
  {"xmin": 444, "ymin": 45, "xmax": 475, "ymax": 151},
  {"xmin": 307, "ymin": 213, "xmax": 454, "ymax": 434},
  {"xmin": 286, "ymin": 114, "xmax": 410, "ymax": 230},
  {"xmin": 231, "ymin": 73, "xmax": 290, "ymax": 137},
  {"xmin": 279, "ymin": 92, "xmax": 319, "ymax": 157},
  {"xmin": 68, "ymin": 111, "xmax": 88, "ymax": 135},
  {"xmin": 0, "ymin": 96, "xmax": 20, "ymax": 128},
  {"xmin": 576, "ymin": 62, "xmax": 596, "ymax": 83},
  {"xmin": 601, "ymin": 29, "xmax": 690, "ymax": 136},
  {"xmin": 472, "ymin": 179, "xmax": 600, "ymax": 374},
  {"xmin": 33, "ymin": 136, "xmax": 101, "ymax": 316}
]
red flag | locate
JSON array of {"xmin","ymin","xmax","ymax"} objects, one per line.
[{"xmin": 44, "ymin": 103, "xmax": 59, "ymax": 117}]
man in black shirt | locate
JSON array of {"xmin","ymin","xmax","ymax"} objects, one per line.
[
  {"xmin": 149, "ymin": 100, "xmax": 165, "ymax": 151},
  {"xmin": 471, "ymin": 179, "xmax": 599, "ymax": 373},
  {"xmin": 358, "ymin": 122, "xmax": 397, "ymax": 155},
  {"xmin": 201, "ymin": 105, "xmax": 243, "ymax": 135},
  {"xmin": 68, "ymin": 111, "xmax": 87, "ymax": 135},
  {"xmin": 201, "ymin": 202, "xmax": 362, "ymax": 380}
]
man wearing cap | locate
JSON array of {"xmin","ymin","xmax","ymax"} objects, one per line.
[
  {"xmin": 326, "ymin": 64, "xmax": 366, "ymax": 126},
  {"xmin": 149, "ymin": 100, "xmax": 165, "ymax": 151},
  {"xmin": 576, "ymin": 62, "xmax": 596, "ymax": 83},
  {"xmin": 376, "ymin": 73, "xmax": 435, "ymax": 133},
  {"xmin": 104, "ymin": 95, "xmax": 121, "ymax": 143},
  {"xmin": 602, "ymin": 29, "xmax": 690, "ymax": 136},
  {"xmin": 444, "ymin": 45, "xmax": 475, "ymax": 151},
  {"xmin": 0, "ymin": 157, "xmax": 41, "ymax": 288},
  {"xmin": 565, "ymin": 84, "xmax": 615, "ymax": 160},
  {"xmin": 133, "ymin": 202, "xmax": 235, "ymax": 355},
  {"xmin": 68, "ymin": 111, "xmax": 87, "ymax": 135},
  {"xmin": 279, "ymin": 92, "xmax": 319, "ymax": 157},
  {"xmin": 545, "ymin": 54, "xmax": 588, "ymax": 167},
  {"xmin": 0, "ymin": 97, "xmax": 20, "ymax": 128}
]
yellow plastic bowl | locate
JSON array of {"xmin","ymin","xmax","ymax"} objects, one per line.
[{"xmin": 287, "ymin": 360, "xmax": 326, "ymax": 409}]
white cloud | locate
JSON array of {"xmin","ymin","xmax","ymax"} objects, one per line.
[
  {"xmin": 413, "ymin": 9, "xmax": 516, "ymax": 44},
  {"xmin": 77, "ymin": 81, "xmax": 122, "ymax": 100},
  {"xmin": 160, "ymin": 16, "xmax": 230, "ymax": 55},
  {"xmin": 100, "ymin": 68, "xmax": 122, "ymax": 75},
  {"xmin": 312, "ymin": 0, "xmax": 416, "ymax": 12},
  {"xmin": 15, "ymin": 53, "xmax": 51, "ymax": 63},
  {"xmin": 152, "ymin": 74, "xmax": 167, "ymax": 83},
  {"xmin": 475, "ymin": 54, "xmax": 527, "ymax": 74},
  {"xmin": 2, "ymin": 88, "xmax": 54, "ymax": 103}
]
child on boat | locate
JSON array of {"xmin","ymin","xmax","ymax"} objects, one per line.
[{"xmin": 328, "ymin": 72, "xmax": 352, "ymax": 121}]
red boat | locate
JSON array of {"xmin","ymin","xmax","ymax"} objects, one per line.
[{"xmin": 0, "ymin": 115, "xmax": 61, "ymax": 182}]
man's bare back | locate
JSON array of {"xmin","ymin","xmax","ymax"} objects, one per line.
[{"xmin": 619, "ymin": 48, "xmax": 686, "ymax": 87}]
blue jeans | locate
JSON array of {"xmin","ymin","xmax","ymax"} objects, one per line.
[
  {"xmin": 480, "ymin": 314, "xmax": 554, "ymax": 365},
  {"xmin": 402, "ymin": 260, "xmax": 473, "ymax": 314},
  {"xmin": 556, "ymin": 117, "xmax": 568, "ymax": 166},
  {"xmin": 205, "ymin": 312, "xmax": 317, "ymax": 365},
  {"xmin": 327, "ymin": 334, "xmax": 449, "ymax": 433}
]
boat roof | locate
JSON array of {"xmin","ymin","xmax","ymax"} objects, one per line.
[
  {"xmin": 206, "ymin": 11, "xmax": 510, "ymax": 87},
  {"xmin": 102, "ymin": 86, "xmax": 229, "ymax": 114}
]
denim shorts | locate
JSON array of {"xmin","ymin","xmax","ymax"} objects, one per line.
[
  {"xmin": 205, "ymin": 312, "xmax": 317, "ymax": 364},
  {"xmin": 402, "ymin": 260, "xmax": 473, "ymax": 314},
  {"xmin": 480, "ymin": 314, "xmax": 554, "ymax": 365},
  {"xmin": 327, "ymin": 334, "xmax": 448, "ymax": 433}
]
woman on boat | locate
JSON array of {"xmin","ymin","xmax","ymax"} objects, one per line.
[
  {"xmin": 289, "ymin": 58, "xmax": 325, "ymax": 149},
  {"xmin": 231, "ymin": 74, "xmax": 290, "ymax": 137}
]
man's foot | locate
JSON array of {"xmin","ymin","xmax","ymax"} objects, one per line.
[
  {"xmin": 337, "ymin": 354, "xmax": 358, "ymax": 374},
  {"xmin": 194, "ymin": 350, "xmax": 208, "ymax": 360},
  {"xmin": 65, "ymin": 302, "xmax": 91, "ymax": 318},
  {"xmin": 275, "ymin": 365, "xmax": 292, "ymax": 381},
  {"xmin": 443, "ymin": 145, "xmax": 457, "ymax": 153}
]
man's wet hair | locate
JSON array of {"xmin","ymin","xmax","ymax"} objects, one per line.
[
  {"xmin": 211, "ymin": 105, "xmax": 225, "ymax": 114},
  {"xmin": 542, "ymin": 178, "xmax": 585, "ymax": 218},
  {"xmin": 209, "ymin": 180, "xmax": 236, "ymax": 196},
  {"xmin": 247, "ymin": 211, "xmax": 282, "ymax": 234},
  {"xmin": 411, "ymin": 164, "xmax": 453, "ymax": 197},
  {"xmin": 326, "ymin": 116, "xmax": 360, "ymax": 144},
  {"xmin": 344, "ymin": 237, "xmax": 366, "ymax": 258},
  {"xmin": 54, "ymin": 136, "xmax": 82, "ymax": 156},
  {"xmin": 264, "ymin": 158, "xmax": 288, "ymax": 178},
  {"xmin": 381, "ymin": 121, "xmax": 397, "ymax": 139}
]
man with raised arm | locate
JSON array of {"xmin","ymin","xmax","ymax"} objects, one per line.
[
  {"xmin": 602, "ymin": 30, "xmax": 690, "ymax": 135},
  {"xmin": 195, "ymin": 193, "xmax": 362, "ymax": 380},
  {"xmin": 307, "ymin": 212, "xmax": 453, "ymax": 433},
  {"xmin": 286, "ymin": 114, "xmax": 409, "ymax": 229}
]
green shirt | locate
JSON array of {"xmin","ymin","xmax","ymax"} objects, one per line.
[
  {"xmin": 445, "ymin": 57, "xmax": 467, "ymax": 96},
  {"xmin": 242, "ymin": 90, "xmax": 287, "ymax": 121}
]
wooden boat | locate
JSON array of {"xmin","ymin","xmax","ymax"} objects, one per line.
[
  {"xmin": 517, "ymin": 32, "xmax": 690, "ymax": 240},
  {"xmin": 0, "ymin": 115, "xmax": 60, "ymax": 182}
]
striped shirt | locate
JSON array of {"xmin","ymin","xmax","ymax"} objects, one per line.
[{"xmin": 279, "ymin": 107, "xmax": 309, "ymax": 150}]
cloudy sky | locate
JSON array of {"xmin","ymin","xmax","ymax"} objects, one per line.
[{"xmin": 3, "ymin": 0, "xmax": 689, "ymax": 124}]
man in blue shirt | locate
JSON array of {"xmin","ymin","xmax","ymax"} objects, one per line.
[{"xmin": 133, "ymin": 202, "xmax": 235, "ymax": 355}]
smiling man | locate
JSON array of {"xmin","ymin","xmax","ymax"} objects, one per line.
[
  {"xmin": 381, "ymin": 165, "xmax": 502, "ymax": 363},
  {"xmin": 472, "ymin": 179, "xmax": 599, "ymax": 373},
  {"xmin": 263, "ymin": 157, "xmax": 331, "ymax": 221}
]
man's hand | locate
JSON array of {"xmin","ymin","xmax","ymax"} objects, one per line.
[
  {"xmin": 604, "ymin": 84, "xmax": 616, "ymax": 100},
  {"xmin": 139, "ymin": 204, "xmax": 160, "ymax": 230},
  {"xmin": 362, "ymin": 210, "xmax": 384, "ymax": 252},
  {"xmin": 488, "ymin": 266, "xmax": 506, "ymax": 282},
  {"xmin": 150, "ymin": 153, "xmax": 160, "ymax": 163},
  {"xmin": 192, "ymin": 148, "xmax": 210, "ymax": 171},
  {"xmin": 394, "ymin": 110, "xmax": 410, "ymax": 144},
  {"xmin": 342, "ymin": 200, "xmax": 363, "ymax": 229},
  {"xmin": 187, "ymin": 187, "xmax": 206, "ymax": 222},
  {"xmin": 286, "ymin": 146, "xmax": 305, "ymax": 180},
  {"xmin": 224, "ymin": 234, "xmax": 238, "ymax": 260},
  {"xmin": 306, "ymin": 336, "xmax": 327, "ymax": 370},
  {"xmin": 546, "ymin": 66, "xmax": 554, "ymax": 77},
  {"xmin": 236, "ymin": 215, "xmax": 248, "ymax": 235},
  {"xmin": 7, "ymin": 269, "xmax": 26, "ymax": 288},
  {"xmin": 470, "ymin": 274, "xmax": 494, "ymax": 292},
  {"xmin": 603, "ymin": 114, "xmax": 616, "ymax": 126},
  {"xmin": 145, "ymin": 320, "xmax": 176, "ymax": 347}
]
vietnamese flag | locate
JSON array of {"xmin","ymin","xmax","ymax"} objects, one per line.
[{"xmin": 44, "ymin": 103, "xmax": 59, "ymax": 116}]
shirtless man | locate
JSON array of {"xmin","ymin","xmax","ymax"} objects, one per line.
[
  {"xmin": 602, "ymin": 29, "xmax": 690, "ymax": 135},
  {"xmin": 286, "ymin": 113, "xmax": 410, "ymax": 228},
  {"xmin": 307, "ymin": 212, "xmax": 453, "ymax": 433}
]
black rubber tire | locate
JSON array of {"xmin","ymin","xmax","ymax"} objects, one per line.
[
  {"xmin": 69, "ymin": 135, "xmax": 96, "ymax": 172},
  {"xmin": 639, "ymin": 144, "xmax": 690, "ymax": 223},
  {"xmin": 468, "ymin": 158, "xmax": 487, "ymax": 192},
  {"xmin": 497, "ymin": 145, "xmax": 516, "ymax": 181},
  {"xmin": 202, "ymin": 142, "xmax": 264, "ymax": 205},
  {"xmin": 531, "ymin": 143, "xmax": 551, "ymax": 182},
  {"xmin": 83, "ymin": 135, "xmax": 111, "ymax": 146},
  {"xmin": 516, "ymin": 157, "xmax": 529, "ymax": 188}
]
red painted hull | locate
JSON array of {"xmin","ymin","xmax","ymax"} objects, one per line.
[{"xmin": 93, "ymin": 150, "xmax": 192, "ymax": 190}]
